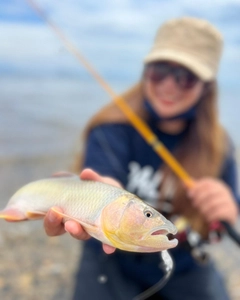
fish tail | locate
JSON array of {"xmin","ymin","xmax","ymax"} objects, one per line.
[{"xmin": 0, "ymin": 208, "xmax": 26, "ymax": 222}]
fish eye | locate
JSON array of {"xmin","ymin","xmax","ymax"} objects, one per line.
[{"xmin": 144, "ymin": 210, "xmax": 153, "ymax": 218}]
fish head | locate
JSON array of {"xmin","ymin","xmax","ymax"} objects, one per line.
[{"xmin": 101, "ymin": 194, "xmax": 178, "ymax": 252}]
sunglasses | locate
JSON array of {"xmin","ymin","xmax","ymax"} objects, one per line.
[{"xmin": 144, "ymin": 62, "xmax": 199, "ymax": 90}]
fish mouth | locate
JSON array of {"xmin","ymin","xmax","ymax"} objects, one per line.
[
  {"xmin": 149, "ymin": 223, "xmax": 178, "ymax": 236},
  {"xmin": 143, "ymin": 224, "xmax": 178, "ymax": 246},
  {"xmin": 151, "ymin": 228, "xmax": 170, "ymax": 236}
]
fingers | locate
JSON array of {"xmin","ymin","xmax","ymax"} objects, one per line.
[
  {"xmin": 189, "ymin": 186, "xmax": 222, "ymax": 209},
  {"xmin": 64, "ymin": 220, "xmax": 116, "ymax": 253},
  {"xmin": 44, "ymin": 207, "xmax": 91, "ymax": 240},
  {"xmin": 80, "ymin": 168, "xmax": 102, "ymax": 182},
  {"xmin": 187, "ymin": 178, "xmax": 238, "ymax": 224},
  {"xmin": 64, "ymin": 220, "xmax": 91, "ymax": 240},
  {"xmin": 102, "ymin": 244, "xmax": 116, "ymax": 254},
  {"xmin": 80, "ymin": 168, "xmax": 122, "ymax": 188},
  {"xmin": 44, "ymin": 169, "xmax": 120, "ymax": 254},
  {"xmin": 44, "ymin": 207, "xmax": 66, "ymax": 236},
  {"xmin": 192, "ymin": 196, "xmax": 224, "ymax": 223},
  {"xmin": 188, "ymin": 178, "xmax": 225, "ymax": 207}
]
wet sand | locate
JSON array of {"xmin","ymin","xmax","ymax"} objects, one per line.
[
  {"xmin": 0, "ymin": 228, "xmax": 81, "ymax": 300},
  {"xmin": 1, "ymin": 222, "xmax": 240, "ymax": 300}
]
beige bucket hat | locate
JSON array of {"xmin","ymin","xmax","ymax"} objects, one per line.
[{"xmin": 144, "ymin": 17, "xmax": 223, "ymax": 81}]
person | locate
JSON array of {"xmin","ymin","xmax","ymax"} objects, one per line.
[{"xmin": 44, "ymin": 17, "xmax": 239, "ymax": 300}]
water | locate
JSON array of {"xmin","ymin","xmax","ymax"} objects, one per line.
[
  {"xmin": 0, "ymin": 76, "xmax": 240, "ymax": 205},
  {"xmin": 0, "ymin": 77, "xmax": 132, "ymax": 209},
  {"xmin": 0, "ymin": 77, "xmax": 122, "ymax": 159},
  {"xmin": 1, "ymin": 77, "xmax": 240, "ymax": 157}
]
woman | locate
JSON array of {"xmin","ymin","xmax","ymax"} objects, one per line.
[{"xmin": 44, "ymin": 17, "xmax": 239, "ymax": 300}]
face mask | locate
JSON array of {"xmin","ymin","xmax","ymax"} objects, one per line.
[{"xmin": 144, "ymin": 99, "xmax": 198, "ymax": 123}]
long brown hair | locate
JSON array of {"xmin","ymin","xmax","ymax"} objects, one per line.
[
  {"xmin": 160, "ymin": 81, "xmax": 228, "ymax": 234},
  {"xmin": 74, "ymin": 82, "xmax": 228, "ymax": 235}
]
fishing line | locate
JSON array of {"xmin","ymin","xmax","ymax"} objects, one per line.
[
  {"xmin": 133, "ymin": 250, "xmax": 174, "ymax": 300},
  {"xmin": 221, "ymin": 221, "xmax": 240, "ymax": 247}
]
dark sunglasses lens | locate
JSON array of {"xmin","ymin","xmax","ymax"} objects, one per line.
[
  {"xmin": 145, "ymin": 63, "xmax": 199, "ymax": 89},
  {"xmin": 145, "ymin": 63, "xmax": 170, "ymax": 82},
  {"xmin": 175, "ymin": 68, "xmax": 198, "ymax": 89}
]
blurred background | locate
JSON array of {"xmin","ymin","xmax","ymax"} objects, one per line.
[{"xmin": 0, "ymin": 0, "xmax": 240, "ymax": 299}]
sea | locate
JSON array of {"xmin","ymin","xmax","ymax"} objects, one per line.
[
  {"xmin": 0, "ymin": 77, "xmax": 129, "ymax": 207},
  {"xmin": 1, "ymin": 76, "xmax": 240, "ymax": 205}
]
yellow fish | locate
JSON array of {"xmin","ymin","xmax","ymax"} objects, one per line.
[{"xmin": 0, "ymin": 173, "xmax": 178, "ymax": 252}]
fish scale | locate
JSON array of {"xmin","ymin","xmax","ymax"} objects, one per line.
[
  {"xmin": 57, "ymin": 179, "xmax": 127, "ymax": 222},
  {"xmin": 9, "ymin": 176, "xmax": 128, "ymax": 223}
]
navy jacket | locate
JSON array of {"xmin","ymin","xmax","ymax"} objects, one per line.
[{"xmin": 83, "ymin": 122, "xmax": 239, "ymax": 272}]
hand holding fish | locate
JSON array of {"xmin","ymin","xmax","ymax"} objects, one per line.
[
  {"xmin": 44, "ymin": 169, "xmax": 120, "ymax": 254},
  {"xmin": 0, "ymin": 169, "xmax": 178, "ymax": 253},
  {"xmin": 187, "ymin": 177, "xmax": 238, "ymax": 225}
]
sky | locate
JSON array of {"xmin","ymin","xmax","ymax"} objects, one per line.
[{"xmin": 0, "ymin": 0, "xmax": 240, "ymax": 88}]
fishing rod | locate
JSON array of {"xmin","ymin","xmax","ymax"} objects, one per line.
[
  {"xmin": 25, "ymin": 0, "xmax": 240, "ymax": 250},
  {"xmin": 26, "ymin": 0, "xmax": 192, "ymax": 187}
]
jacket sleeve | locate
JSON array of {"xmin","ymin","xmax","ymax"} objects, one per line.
[{"xmin": 82, "ymin": 124, "xmax": 131, "ymax": 186}]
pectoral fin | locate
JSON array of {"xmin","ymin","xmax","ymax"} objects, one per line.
[
  {"xmin": 0, "ymin": 208, "xmax": 26, "ymax": 221},
  {"xmin": 50, "ymin": 207, "xmax": 98, "ymax": 235}
]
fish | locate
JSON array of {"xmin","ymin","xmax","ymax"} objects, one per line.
[{"xmin": 0, "ymin": 173, "xmax": 178, "ymax": 252}]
